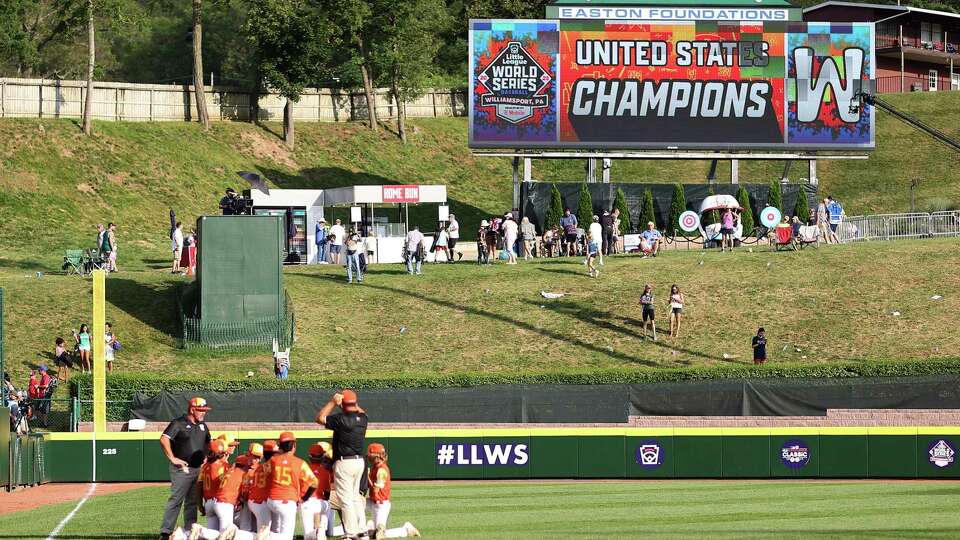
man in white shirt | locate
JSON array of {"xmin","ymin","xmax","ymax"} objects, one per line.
[
  {"xmin": 171, "ymin": 221, "xmax": 184, "ymax": 274},
  {"xmin": 405, "ymin": 226, "xmax": 425, "ymax": 275},
  {"xmin": 501, "ymin": 215, "xmax": 519, "ymax": 264},
  {"xmin": 588, "ymin": 216, "xmax": 604, "ymax": 266},
  {"xmin": 329, "ymin": 219, "xmax": 346, "ymax": 265},
  {"xmin": 447, "ymin": 214, "xmax": 461, "ymax": 262}
]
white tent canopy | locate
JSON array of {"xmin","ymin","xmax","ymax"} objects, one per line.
[{"xmin": 699, "ymin": 194, "xmax": 741, "ymax": 214}]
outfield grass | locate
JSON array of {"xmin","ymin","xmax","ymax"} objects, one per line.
[
  {"xmin": 2, "ymin": 480, "xmax": 959, "ymax": 538},
  {"xmin": 2, "ymin": 237, "xmax": 958, "ymax": 380}
]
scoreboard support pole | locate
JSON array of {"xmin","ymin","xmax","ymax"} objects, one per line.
[{"xmin": 93, "ymin": 270, "xmax": 106, "ymax": 433}]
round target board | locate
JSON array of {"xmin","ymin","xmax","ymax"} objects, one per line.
[
  {"xmin": 760, "ymin": 206, "xmax": 782, "ymax": 228},
  {"xmin": 678, "ymin": 211, "xmax": 700, "ymax": 233}
]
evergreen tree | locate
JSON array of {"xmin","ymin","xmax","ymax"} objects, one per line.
[
  {"xmin": 736, "ymin": 186, "xmax": 755, "ymax": 236},
  {"xmin": 576, "ymin": 182, "xmax": 593, "ymax": 229},
  {"xmin": 668, "ymin": 183, "xmax": 686, "ymax": 235},
  {"xmin": 613, "ymin": 187, "xmax": 631, "ymax": 234},
  {"xmin": 702, "ymin": 186, "xmax": 719, "ymax": 227},
  {"xmin": 639, "ymin": 189, "xmax": 656, "ymax": 229},
  {"xmin": 545, "ymin": 183, "xmax": 563, "ymax": 230},
  {"xmin": 793, "ymin": 189, "xmax": 810, "ymax": 223},
  {"xmin": 768, "ymin": 178, "xmax": 783, "ymax": 213}
]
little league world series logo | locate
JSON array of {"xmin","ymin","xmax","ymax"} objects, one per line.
[
  {"xmin": 476, "ymin": 41, "xmax": 552, "ymax": 124},
  {"xmin": 929, "ymin": 440, "xmax": 956, "ymax": 468},
  {"xmin": 780, "ymin": 439, "xmax": 811, "ymax": 469},
  {"xmin": 635, "ymin": 442, "xmax": 663, "ymax": 469}
]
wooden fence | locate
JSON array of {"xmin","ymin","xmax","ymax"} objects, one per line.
[{"xmin": 0, "ymin": 78, "xmax": 467, "ymax": 122}]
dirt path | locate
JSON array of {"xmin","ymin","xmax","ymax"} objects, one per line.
[{"xmin": 0, "ymin": 482, "xmax": 166, "ymax": 516}]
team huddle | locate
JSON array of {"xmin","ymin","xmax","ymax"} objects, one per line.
[{"xmin": 169, "ymin": 433, "xmax": 419, "ymax": 540}]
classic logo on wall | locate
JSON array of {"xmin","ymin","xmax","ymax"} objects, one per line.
[
  {"xmin": 928, "ymin": 439, "xmax": 956, "ymax": 468},
  {"xmin": 780, "ymin": 439, "xmax": 810, "ymax": 469},
  {"xmin": 635, "ymin": 442, "xmax": 663, "ymax": 469},
  {"xmin": 477, "ymin": 41, "xmax": 552, "ymax": 124}
]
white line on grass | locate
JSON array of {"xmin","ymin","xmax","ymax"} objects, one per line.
[{"xmin": 45, "ymin": 483, "xmax": 97, "ymax": 540}]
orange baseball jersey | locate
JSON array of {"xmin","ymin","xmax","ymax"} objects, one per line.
[
  {"xmin": 368, "ymin": 463, "xmax": 391, "ymax": 503},
  {"xmin": 248, "ymin": 462, "xmax": 270, "ymax": 503},
  {"xmin": 200, "ymin": 458, "xmax": 228, "ymax": 500},
  {"xmin": 215, "ymin": 464, "xmax": 246, "ymax": 505},
  {"xmin": 263, "ymin": 454, "xmax": 317, "ymax": 501},
  {"xmin": 240, "ymin": 463, "xmax": 257, "ymax": 501},
  {"xmin": 308, "ymin": 462, "xmax": 332, "ymax": 500}
]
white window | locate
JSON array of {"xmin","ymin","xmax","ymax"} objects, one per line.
[
  {"xmin": 952, "ymin": 73, "xmax": 959, "ymax": 90},
  {"xmin": 921, "ymin": 22, "xmax": 943, "ymax": 45},
  {"xmin": 929, "ymin": 70, "xmax": 939, "ymax": 91}
]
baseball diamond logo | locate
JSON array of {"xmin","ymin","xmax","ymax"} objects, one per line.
[
  {"xmin": 929, "ymin": 440, "xmax": 956, "ymax": 468},
  {"xmin": 635, "ymin": 442, "xmax": 663, "ymax": 469},
  {"xmin": 477, "ymin": 41, "xmax": 552, "ymax": 124},
  {"xmin": 780, "ymin": 439, "xmax": 811, "ymax": 469}
]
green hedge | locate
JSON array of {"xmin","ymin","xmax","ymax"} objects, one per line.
[{"xmin": 72, "ymin": 358, "xmax": 960, "ymax": 421}]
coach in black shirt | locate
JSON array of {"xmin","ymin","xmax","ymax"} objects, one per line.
[
  {"xmin": 316, "ymin": 389, "xmax": 368, "ymax": 538},
  {"xmin": 158, "ymin": 397, "xmax": 211, "ymax": 540}
]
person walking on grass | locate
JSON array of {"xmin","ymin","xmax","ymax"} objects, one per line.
[
  {"xmin": 405, "ymin": 226, "xmax": 424, "ymax": 275},
  {"xmin": 640, "ymin": 284, "xmax": 656, "ymax": 341},
  {"xmin": 502, "ymin": 214, "xmax": 518, "ymax": 264},
  {"xmin": 447, "ymin": 214, "xmax": 462, "ymax": 262},
  {"xmin": 720, "ymin": 208, "xmax": 735, "ymax": 252},
  {"xmin": 329, "ymin": 219, "xmax": 346, "ymax": 266},
  {"xmin": 586, "ymin": 230, "xmax": 600, "ymax": 278},
  {"xmin": 752, "ymin": 327, "xmax": 767, "ymax": 365},
  {"xmin": 817, "ymin": 198, "xmax": 831, "ymax": 244},
  {"xmin": 827, "ymin": 196, "xmax": 844, "ymax": 244},
  {"xmin": 171, "ymin": 221, "xmax": 184, "ymax": 274},
  {"xmin": 315, "ymin": 218, "xmax": 329, "ymax": 264},
  {"xmin": 345, "ymin": 230, "xmax": 363, "ymax": 284},
  {"xmin": 520, "ymin": 217, "xmax": 536, "ymax": 260},
  {"xmin": 668, "ymin": 284, "xmax": 684, "ymax": 338},
  {"xmin": 476, "ymin": 220, "xmax": 490, "ymax": 265},
  {"xmin": 588, "ymin": 215, "xmax": 604, "ymax": 267},
  {"xmin": 560, "ymin": 208, "xmax": 578, "ymax": 256}
]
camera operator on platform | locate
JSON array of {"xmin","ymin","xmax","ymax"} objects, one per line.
[{"xmin": 220, "ymin": 188, "xmax": 239, "ymax": 215}]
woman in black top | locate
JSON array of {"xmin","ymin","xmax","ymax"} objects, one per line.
[{"xmin": 640, "ymin": 284, "xmax": 656, "ymax": 341}]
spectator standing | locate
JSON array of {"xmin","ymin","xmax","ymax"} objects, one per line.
[
  {"xmin": 827, "ymin": 196, "xmax": 844, "ymax": 244},
  {"xmin": 104, "ymin": 322, "xmax": 116, "ymax": 373},
  {"xmin": 316, "ymin": 390, "xmax": 369, "ymax": 540},
  {"xmin": 106, "ymin": 223, "xmax": 118, "ymax": 272},
  {"xmin": 54, "ymin": 337, "xmax": 72, "ymax": 382},
  {"xmin": 542, "ymin": 227, "xmax": 557, "ymax": 258},
  {"xmin": 600, "ymin": 210, "xmax": 615, "ymax": 256},
  {"xmin": 485, "ymin": 220, "xmax": 499, "ymax": 263},
  {"xmin": 752, "ymin": 328, "xmax": 767, "ymax": 365},
  {"xmin": 502, "ymin": 215, "xmax": 518, "ymax": 264},
  {"xmin": 100, "ymin": 223, "xmax": 114, "ymax": 271},
  {"xmin": 640, "ymin": 284, "xmax": 656, "ymax": 341},
  {"xmin": 96, "ymin": 224, "xmax": 105, "ymax": 252},
  {"xmin": 476, "ymin": 220, "xmax": 490, "ymax": 264},
  {"xmin": 329, "ymin": 219, "xmax": 346, "ymax": 265},
  {"xmin": 36, "ymin": 365, "xmax": 51, "ymax": 426},
  {"xmin": 432, "ymin": 224, "xmax": 450, "ymax": 263},
  {"xmin": 611, "ymin": 208, "xmax": 622, "ymax": 254},
  {"xmin": 817, "ymin": 198, "xmax": 831, "ymax": 244},
  {"xmin": 158, "ymin": 397, "xmax": 212, "ymax": 540},
  {"xmin": 586, "ymin": 230, "xmax": 600, "ymax": 278},
  {"xmin": 26, "ymin": 370, "xmax": 40, "ymax": 420},
  {"xmin": 588, "ymin": 215, "xmax": 604, "ymax": 267},
  {"xmin": 447, "ymin": 214, "xmax": 462, "ymax": 262},
  {"xmin": 520, "ymin": 217, "xmax": 536, "ymax": 260},
  {"xmin": 315, "ymin": 218, "xmax": 329, "ymax": 264},
  {"xmin": 668, "ymin": 284, "xmax": 684, "ymax": 338},
  {"xmin": 720, "ymin": 208, "xmax": 735, "ymax": 252},
  {"xmin": 75, "ymin": 324, "xmax": 92, "ymax": 372},
  {"xmin": 559, "ymin": 209, "xmax": 578, "ymax": 256},
  {"xmin": 405, "ymin": 226, "xmax": 425, "ymax": 275},
  {"xmin": 641, "ymin": 222, "xmax": 662, "ymax": 257},
  {"xmin": 345, "ymin": 230, "xmax": 363, "ymax": 284},
  {"xmin": 171, "ymin": 222, "xmax": 184, "ymax": 274}
]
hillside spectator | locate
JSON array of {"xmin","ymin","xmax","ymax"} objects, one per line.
[
  {"xmin": 100, "ymin": 222, "xmax": 114, "ymax": 271},
  {"xmin": 96, "ymin": 224, "xmax": 105, "ymax": 251},
  {"xmin": 477, "ymin": 220, "xmax": 490, "ymax": 265},
  {"xmin": 329, "ymin": 219, "xmax": 346, "ymax": 265},
  {"xmin": 827, "ymin": 196, "xmax": 844, "ymax": 244},
  {"xmin": 752, "ymin": 327, "xmax": 767, "ymax": 365},
  {"xmin": 104, "ymin": 323, "xmax": 117, "ymax": 373},
  {"xmin": 106, "ymin": 223, "xmax": 118, "ymax": 272},
  {"xmin": 447, "ymin": 214, "xmax": 462, "ymax": 262},
  {"xmin": 36, "ymin": 366, "xmax": 51, "ymax": 425},
  {"xmin": 171, "ymin": 221, "xmax": 184, "ymax": 274},
  {"xmin": 405, "ymin": 226, "xmax": 425, "ymax": 275},
  {"xmin": 315, "ymin": 218, "xmax": 329, "ymax": 264},
  {"xmin": 641, "ymin": 222, "xmax": 662, "ymax": 257},
  {"xmin": 559, "ymin": 209, "xmax": 578, "ymax": 256},
  {"xmin": 485, "ymin": 220, "xmax": 499, "ymax": 263},
  {"xmin": 75, "ymin": 324, "xmax": 91, "ymax": 372},
  {"xmin": 589, "ymin": 215, "xmax": 604, "ymax": 267},
  {"xmin": 345, "ymin": 230, "xmax": 363, "ymax": 284},
  {"xmin": 502, "ymin": 215, "xmax": 518, "ymax": 264},
  {"xmin": 542, "ymin": 226, "xmax": 557, "ymax": 258},
  {"xmin": 611, "ymin": 208, "xmax": 622, "ymax": 254},
  {"xmin": 586, "ymin": 230, "xmax": 600, "ymax": 278},
  {"xmin": 600, "ymin": 210, "xmax": 614, "ymax": 256},
  {"xmin": 432, "ymin": 224, "xmax": 450, "ymax": 263},
  {"xmin": 668, "ymin": 284, "xmax": 684, "ymax": 338},
  {"xmin": 26, "ymin": 370, "xmax": 40, "ymax": 411},
  {"xmin": 640, "ymin": 284, "xmax": 656, "ymax": 341},
  {"xmin": 720, "ymin": 208, "xmax": 736, "ymax": 252},
  {"xmin": 520, "ymin": 217, "xmax": 536, "ymax": 260},
  {"xmin": 817, "ymin": 198, "xmax": 831, "ymax": 244},
  {"xmin": 54, "ymin": 337, "xmax": 72, "ymax": 382}
]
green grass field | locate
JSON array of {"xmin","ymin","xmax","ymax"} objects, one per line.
[{"xmin": 3, "ymin": 480, "xmax": 960, "ymax": 539}]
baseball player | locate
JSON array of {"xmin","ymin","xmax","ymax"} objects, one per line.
[
  {"xmin": 199, "ymin": 439, "xmax": 230, "ymax": 532},
  {"xmin": 263, "ymin": 432, "xmax": 318, "ymax": 540},
  {"xmin": 184, "ymin": 455, "xmax": 250, "ymax": 540},
  {"xmin": 247, "ymin": 440, "xmax": 278, "ymax": 533},
  {"xmin": 236, "ymin": 443, "xmax": 263, "ymax": 532},
  {"xmin": 363, "ymin": 443, "xmax": 420, "ymax": 539},
  {"xmin": 302, "ymin": 442, "xmax": 334, "ymax": 540},
  {"xmin": 217, "ymin": 434, "xmax": 240, "ymax": 459}
]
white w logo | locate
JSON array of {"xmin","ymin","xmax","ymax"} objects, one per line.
[{"xmin": 794, "ymin": 47, "xmax": 865, "ymax": 123}]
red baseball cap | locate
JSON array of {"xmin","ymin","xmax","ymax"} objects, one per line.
[
  {"xmin": 235, "ymin": 455, "xmax": 250, "ymax": 467},
  {"xmin": 189, "ymin": 397, "xmax": 211, "ymax": 412},
  {"xmin": 279, "ymin": 431, "xmax": 296, "ymax": 443},
  {"xmin": 341, "ymin": 389, "xmax": 358, "ymax": 405},
  {"xmin": 263, "ymin": 440, "xmax": 279, "ymax": 452},
  {"xmin": 367, "ymin": 443, "xmax": 386, "ymax": 455},
  {"xmin": 209, "ymin": 439, "xmax": 226, "ymax": 454}
]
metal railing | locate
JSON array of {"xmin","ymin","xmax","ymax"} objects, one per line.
[
  {"xmin": 8, "ymin": 433, "xmax": 47, "ymax": 490},
  {"xmin": 837, "ymin": 211, "xmax": 960, "ymax": 243}
]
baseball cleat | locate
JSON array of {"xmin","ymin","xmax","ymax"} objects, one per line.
[
  {"xmin": 218, "ymin": 524, "xmax": 238, "ymax": 540},
  {"xmin": 255, "ymin": 525, "xmax": 272, "ymax": 540},
  {"xmin": 404, "ymin": 522, "xmax": 421, "ymax": 537},
  {"xmin": 188, "ymin": 523, "xmax": 203, "ymax": 540},
  {"xmin": 170, "ymin": 528, "xmax": 187, "ymax": 540},
  {"xmin": 375, "ymin": 524, "xmax": 386, "ymax": 539}
]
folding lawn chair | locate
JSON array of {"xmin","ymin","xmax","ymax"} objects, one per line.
[
  {"xmin": 85, "ymin": 248, "xmax": 106, "ymax": 273},
  {"xmin": 797, "ymin": 225, "xmax": 820, "ymax": 249},
  {"xmin": 772, "ymin": 225, "xmax": 797, "ymax": 251},
  {"xmin": 62, "ymin": 250, "xmax": 85, "ymax": 275}
]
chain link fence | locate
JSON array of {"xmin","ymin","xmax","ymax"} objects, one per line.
[
  {"xmin": 838, "ymin": 211, "xmax": 960, "ymax": 243},
  {"xmin": 178, "ymin": 285, "xmax": 294, "ymax": 351}
]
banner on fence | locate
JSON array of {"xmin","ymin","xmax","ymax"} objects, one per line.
[{"xmin": 469, "ymin": 20, "xmax": 874, "ymax": 150}]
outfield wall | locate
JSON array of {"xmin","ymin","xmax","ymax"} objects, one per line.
[{"xmin": 44, "ymin": 428, "xmax": 960, "ymax": 482}]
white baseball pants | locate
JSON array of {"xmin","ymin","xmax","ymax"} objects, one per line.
[
  {"xmin": 300, "ymin": 498, "xmax": 330, "ymax": 539},
  {"xmin": 266, "ymin": 499, "xmax": 298, "ymax": 540},
  {"xmin": 248, "ymin": 501, "xmax": 271, "ymax": 533}
]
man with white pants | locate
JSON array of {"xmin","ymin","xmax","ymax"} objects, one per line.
[
  {"xmin": 316, "ymin": 389, "xmax": 369, "ymax": 539},
  {"xmin": 301, "ymin": 442, "xmax": 333, "ymax": 540}
]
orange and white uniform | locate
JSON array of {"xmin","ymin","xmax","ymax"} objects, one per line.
[
  {"xmin": 246, "ymin": 459, "xmax": 272, "ymax": 532},
  {"xmin": 199, "ymin": 457, "xmax": 230, "ymax": 532},
  {"xmin": 264, "ymin": 453, "xmax": 318, "ymax": 540},
  {"xmin": 361, "ymin": 461, "xmax": 419, "ymax": 538},
  {"xmin": 302, "ymin": 460, "xmax": 333, "ymax": 540}
]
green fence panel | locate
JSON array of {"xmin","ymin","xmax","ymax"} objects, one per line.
[
  {"xmin": 482, "ymin": 436, "xmax": 531, "ymax": 479},
  {"xmin": 675, "ymin": 436, "xmax": 723, "ymax": 478},
  {"xmin": 435, "ymin": 437, "xmax": 483, "ymax": 479},
  {"xmin": 916, "ymin": 436, "xmax": 960, "ymax": 478},
  {"xmin": 867, "ymin": 435, "xmax": 917, "ymax": 478},
  {"xmin": 0, "ymin": 407, "xmax": 9, "ymax": 489},
  {"xmin": 722, "ymin": 436, "xmax": 770, "ymax": 478},
  {"xmin": 96, "ymin": 439, "xmax": 144, "ymax": 482},
  {"xmin": 143, "ymin": 439, "xmax": 172, "ymax": 482},
  {"xmin": 389, "ymin": 437, "xmax": 436, "ymax": 480},
  {"xmin": 820, "ymin": 435, "xmax": 868, "ymax": 477},
  {"xmin": 46, "ymin": 440, "xmax": 93, "ymax": 482},
  {"xmin": 625, "ymin": 436, "xmax": 674, "ymax": 478},
  {"xmin": 770, "ymin": 435, "xmax": 819, "ymax": 477},
  {"xmin": 529, "ymin": 436, "xmax": 579, "ymax": 478},
  {"xmin": 578, "ymin": 436, "xmax": 625, "ymax": 478}
]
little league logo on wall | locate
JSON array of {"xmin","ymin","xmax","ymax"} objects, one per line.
[
  {"xmin": 477, "ymin": 41, "xmax": 552, "ymax": 123},
  {"xmin": 780, "ymin": 439, "xmax": 810, "ymax": 469},
  {"xmin": 635, "ymin": 442, "xmax": 663, "ymax": 469},
  {"xmin": 929, "ymin": 440, "xmax": 956, "ymax": 468}
]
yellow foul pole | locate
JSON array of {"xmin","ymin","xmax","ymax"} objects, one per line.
[{"xmin": 93, "ymin": 270, "xmax": 106, "ymax": 433}]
